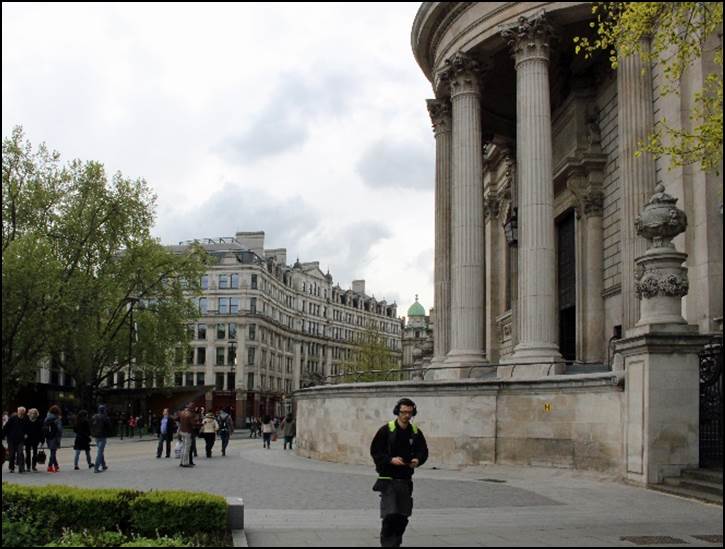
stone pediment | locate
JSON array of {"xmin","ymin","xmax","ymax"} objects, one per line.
[{"xmin": 301, "ymin": 262, "xmax": 328, "ymax": 281}]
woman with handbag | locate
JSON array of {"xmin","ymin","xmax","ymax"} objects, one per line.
[{"xmin": 24, "ymin": 408, "xmax": 43, "ymax": 472}]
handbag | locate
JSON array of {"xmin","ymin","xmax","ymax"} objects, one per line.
[{"xmin": 36, "ymin": 446, "xmax": 47, "ymax": 465}]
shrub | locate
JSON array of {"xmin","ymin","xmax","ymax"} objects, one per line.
[
  {"xmin": 2, "ymin": 517, "xmax": 49, "ymax": 547},
  {"xmin": 129, "ymin": 490, "xmax": 227, "ymax": 538},
  {"xmin": 2, "ymin": 483, "xmax": 139, "ymax": 534},
  {"xmin": 2, "ymin": 483, "xmax": 228, "ymax": 545}
]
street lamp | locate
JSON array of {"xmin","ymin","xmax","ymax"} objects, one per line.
[{"xmin": 503, "ymin": 207, "xmax": 518, "ymax": 247}]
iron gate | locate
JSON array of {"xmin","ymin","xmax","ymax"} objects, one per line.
[{"xmin": 699, "ymin": 336, "xmax": 723, "ymax": 469}]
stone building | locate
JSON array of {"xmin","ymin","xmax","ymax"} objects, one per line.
[
  {"xmin": 401, "ymin": 295, "xmax": 434, "ymax": 370},
  {"xmin": 166, "ymin": 231, "xmax": 401, "ymax": 423},
  {"xmin": 295, "ymin": 3, "xmax": 722, "ymax": 487},
  {"xmin": 413, "ymin": 2, "xmax": 722, "ymax": 377}
]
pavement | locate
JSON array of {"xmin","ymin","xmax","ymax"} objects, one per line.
[{"xmin": 3, "ymin": 431, "xmax": 722, "ymax": 547}]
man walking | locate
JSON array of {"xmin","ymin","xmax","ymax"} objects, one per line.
[
  {"xmin": 370, "ymin": 398, "xmax": 428, "ymax": 548},
  {"xmin": 179, "ymin": 403, "xmax": 195, "ymax": 468},
  {"xmin": 156, "ymin": 408, "xmax": 176, "ymax": 459},
  {"xmin": 91, "ymin": 404, "xmax": 113, "ymax": 473}
]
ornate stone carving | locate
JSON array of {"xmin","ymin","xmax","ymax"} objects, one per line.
[
  {"xmin": 426, "ymin": 99, "xmax": 451, "ymax": 136},
  {"xmin": 635, "ymin": 270, "xmax": 689, "ymax": 299},
  {"xmin": 500, "ymin": 11, "xmax": 554, "ymax": 64},
  {"xmin": 632, "ymin": 183, "xmax": 690, "ymax": 326},
  {"xmin": 438, "ymin": 52, "xmax": 487, "ymax": 96},
  {"xmin": 634, "ymin": 184, "xmax": 688, "ymax": 248},
  {"xmin": 483, "ymin": 192, "xmax": 501, "ymax": 220}
]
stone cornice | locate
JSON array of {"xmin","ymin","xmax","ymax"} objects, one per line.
[{"xmin": 293, "ymin": 372, "xmax": 624, "ymax": 400}]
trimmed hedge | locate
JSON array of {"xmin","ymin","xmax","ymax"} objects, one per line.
[
  {"xmin": 129, "ymin": 490, "xmax": 226, "ymax": 537},
  {"xmin": 2, "ymin": 483, "xmax": 227, "ymax": 546}
]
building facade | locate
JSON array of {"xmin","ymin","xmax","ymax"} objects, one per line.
[
  {"xmin": 167, "ymin": 231, "xmax": 401, "ymax": 424},
  {"xmin": 413, "ymin": 2, "xmax": 723, "ymax": 378}
]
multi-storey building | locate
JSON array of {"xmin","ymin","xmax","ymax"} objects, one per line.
[{"xmin": 168, "ymin": 231, "xmax": 401, "ymax": 424}]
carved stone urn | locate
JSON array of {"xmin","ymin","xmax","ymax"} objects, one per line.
[{"xmin": 633, "ymin": 184, "xmax": 689, "ymax": 326}]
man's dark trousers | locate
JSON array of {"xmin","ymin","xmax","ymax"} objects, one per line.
[
  {"xmin": 379, "ymin": 479, "xmax": 413, "ymax": 547},
  {"xmin": 157, "ymin": 434, "xmax": 171, "ymax": 458}
]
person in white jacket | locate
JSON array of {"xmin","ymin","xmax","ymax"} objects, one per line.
[{"xmin": 200, "ymin": 413, "xmax": 219, "ymax": 458}]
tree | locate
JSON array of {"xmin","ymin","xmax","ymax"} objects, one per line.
[
  {"xmin": 575, "ymin": 2, "xmax": 723, "ymax": 172},
  {"xmin": 2, "ymin": 126, "xmax": 207, "ymax": 408},
  {"xmin": 341, "ymin": 322, "xmax": 400, "ymax": 383}
]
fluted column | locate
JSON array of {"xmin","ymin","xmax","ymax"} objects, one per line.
[
  {"xmin": 427, "ymin": 99, "xmax": 452, "ymax": 370},
  {"xmin": 439, "ymin": 53, "xmax": 488, "ymax": 373},
  {"xmin": 501, "ymin": 13, "xmax": 563, "ymax": 376},
  {"xmin": 618, "ymin": 41, "xmax": 657, "ymax": 331}
]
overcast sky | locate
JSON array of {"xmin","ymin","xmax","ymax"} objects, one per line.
[{"xmin": 2, "ymin": 2, "xmax": 436, "ymax": 319}]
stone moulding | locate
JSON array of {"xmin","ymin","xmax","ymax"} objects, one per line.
[{"xmin": 294, "ymin": 372, "xmax": 624, "ymax": 400}]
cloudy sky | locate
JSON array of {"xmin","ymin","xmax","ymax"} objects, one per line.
[{"xmin": 2, "ymin": 2, "xmax": 436, "ymax": 318}]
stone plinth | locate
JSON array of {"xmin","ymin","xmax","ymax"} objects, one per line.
[{"xmin": 615, "ymin": 327, "xmax": 707, "ymax": 484}]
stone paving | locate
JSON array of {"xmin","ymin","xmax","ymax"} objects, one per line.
[{"xmin": 3, "ymin": 432, "xmax": 722, "ymax": 547}]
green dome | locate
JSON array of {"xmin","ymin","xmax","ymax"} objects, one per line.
[{"xmin": 407, "ymin": 296, "xmax": 425, "ymax": 317}]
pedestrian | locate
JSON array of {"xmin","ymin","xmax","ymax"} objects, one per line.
[
  {"xmin": 156, "ymin": 408, "xmax": 176, "ymax": 459},
  {"xmin": 178, "ymin": 403, "xmax": 195, "ymax": 468},
  {"xmin": 24, "ymin": 408, "xmax": 43, "ymax": 471},
  {"xmin": 2, "ymin": 407, "xmax": 28, "ymax": 473},
  {"xmin": 43, "ymin": 405, "xmax": 64, "ymax": 473},
  {"xmin": 217, "ymin": 408, "xmax": 234, "ymax": 457},
  {"xmin": 73, "ymin": 410, "xmax": 93, "ymax": 470},
  {"xmin": 191, "ymin": 408, "xmax": 201, "ymax": 458},
  {"xmin": 281, "ymin": 413, "xmax": 296, "ymax": 450},
  {"xmin": 261, "ymin": 415, "xmax": 275, "ymax": 449},
  {"xmin": 128, "ymin": 415, "xmax": 137, "ymax": 438},
  {"xmin": 200, "ymin": 412, "xmax": 219, "ymax": 458},
  {"xmin": 91, "ymin": 404, "xmax": 112, "ymax": 473},
  {"xmin": 370, "ymin": 398, "xmax": 429, "ymax": 548}
]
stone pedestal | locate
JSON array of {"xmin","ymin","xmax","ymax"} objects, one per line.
[
  {"xmin": 615, "ymin": 327, "xmax": 706, "ymax": 484},
  {"xmin": 614, "ymin": 182, "xmax": 704, "ymax": 485}
]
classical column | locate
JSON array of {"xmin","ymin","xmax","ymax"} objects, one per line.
[
  {"xmin": 618, "ymin": 41, "xmax": 657, "ymax": 331},
  {"xmin": 426, "ymin": 98, "xmax": 452, "ymax": 371},
  {"xmin": 569, "ymin": 170, "xmax": 606, "ymax": 362},
  {"xmin": 439, "ymin": 52, "xmax": 488, "ymax": 373},
  {"xmin": 501, "ymin": 13, "xmax": 563, "ymax": 376},
  {"xmin": 484, "ymin": 189, "xmax": 501, "ymax": 363}
]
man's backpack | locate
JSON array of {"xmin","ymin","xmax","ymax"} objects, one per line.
[{"xmin": 90, "ymin": 414, "xmax": 105, "ymax": 438}]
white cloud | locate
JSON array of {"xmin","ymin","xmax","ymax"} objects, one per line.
[{"xmin": 2, "ymin": 2, "xmax": 435, "ymax": 318}]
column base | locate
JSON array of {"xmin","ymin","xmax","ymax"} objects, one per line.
[
  {"xmin": 498, "ymin": 345, "xmax": 565, "ymax": 378},
  {"xmin": 443, "ymin": 351, "xmax": 489, "ymax": 379}
]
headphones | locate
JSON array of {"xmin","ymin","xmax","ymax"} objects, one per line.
[{"xmin": 393, "ymin": 398, "xmax": 417, "ymax": 417}]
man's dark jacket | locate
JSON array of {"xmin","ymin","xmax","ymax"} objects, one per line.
[{"xmin": 370, "ymin": 421, "xmax": 428, "ymax": 480}]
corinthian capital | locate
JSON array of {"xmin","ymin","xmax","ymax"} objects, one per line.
[
  {"xmin": 438, "ymin": 52, "xmax": 488, "ymax": 97},
  {"xmin": 500, "ymin": 11, "xmax": 554, "ymax": 65},
  {"xmin": 426, "ymin": 99, "xmax": 452, "ymax": 136}
]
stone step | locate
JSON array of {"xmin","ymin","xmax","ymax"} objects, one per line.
[
  {"xmin": 663, "ymin": 476, "xmax": 723, "ymax": 497},
  {"xmin": 650, "ymin": 482, "xmax": 723, "ymax": 505},
  {"xmin": 682, "ymin": 468, "xmax": 723, "ymax": 484}
]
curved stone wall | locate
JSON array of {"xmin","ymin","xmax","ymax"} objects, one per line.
[{"xmin": 295, "ymin": 374, "xmax": 625, "ymax": 474}]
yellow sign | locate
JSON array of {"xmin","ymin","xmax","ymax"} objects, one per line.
[{"xmin": 544, "ymin": 402, "xmax": 552, "ymax": 412}]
